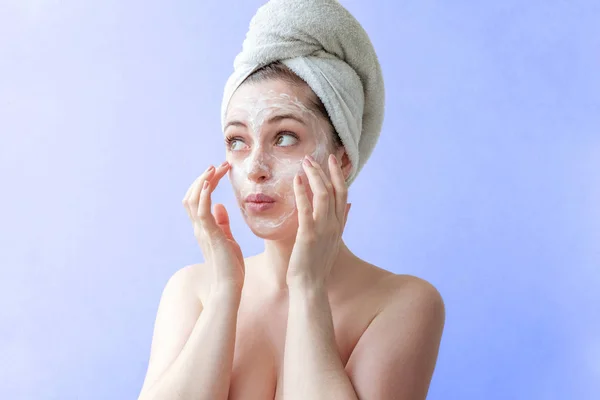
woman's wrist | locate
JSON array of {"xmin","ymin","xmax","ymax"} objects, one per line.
[
  {"xmin": 209, "ymin": 282, "xmax": 243, "ymax": 304},
  {"xmin": 287, "ymin": 279, "xmax": 327, "ymax": 299}
]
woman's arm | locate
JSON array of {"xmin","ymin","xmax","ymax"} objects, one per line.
[
  {"xmin": 345, "ymin": 277, "xmax": 445, "ymax": 399},
  {"xmin": 282, "ymin": 277, "xmax": 445, "ymax": 400},
  {"xmin": 138, "ymin": 267, "xmax": 241, "ymax": 400},
  {"xmin": 283, "ymin": 284, "xmax": 359, "ymax": 400}
]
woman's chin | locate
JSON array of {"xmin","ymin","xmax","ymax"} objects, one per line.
[
  {"xmin": 249, "ymin": 227, "xmax": 288, "ymax": 240},
  {"xmin": 243, "ymin": 211, "xmax": 297, "ymax": 240}
]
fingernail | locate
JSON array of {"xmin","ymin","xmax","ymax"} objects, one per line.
[
  {"xmin": 220, "ymin": 161, "xmax": 228, "ymax": 168},
  {"xmin": 303, "ymin": 156, "xmax": 312, "ymax": 167},
  {"xmin": 203, "ymin": 180, "xmax": 209, "ymax": 190},
  {"xmin": 331, "ymin": 154, "xmax": 338, "ymax": 165},
  {"xmin": 207, "ymin": 165, "xmax": 215, "ymax": 172}
]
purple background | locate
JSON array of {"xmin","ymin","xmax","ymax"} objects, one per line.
[{"xmin": 1, "ymin": 1, "xmax": 599, "ymax": 399}]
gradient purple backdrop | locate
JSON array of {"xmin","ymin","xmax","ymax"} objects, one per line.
[{"xmin": 1, "ymin": 1, "xmax": 599, "ymax": 399}]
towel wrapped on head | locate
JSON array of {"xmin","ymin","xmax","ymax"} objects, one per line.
[{"xmin": 221, "ymin": 0, "xmax": 385, "ymax": 186}]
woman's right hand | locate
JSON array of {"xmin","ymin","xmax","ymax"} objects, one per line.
[{"xmin": 182, "ymin": 161, "xmax": 245, "ymax": 295}]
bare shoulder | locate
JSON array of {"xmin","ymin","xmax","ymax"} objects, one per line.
[
  {"xmin": 352, "ymin": 262, "xmax": 442, "ymax": 302},
  {"xmin": 165, "ymin": 263, "xmax": 210, "ymax": 304},
  {"xmin": 344, "ymin": 271, "xmax": 445, "ymax": 398},
  {"xmin": 174, "ymin": 262, "xmax": 212, "ymax": 306},
  {"xmin": 382, "ymin": 273, "xmax": 445, "ymax": 324},
  {"xmin": 354, "ymin": 262, "xmax": 445, "ymax": 320},
  {"xmin": 388, "ymin": 274, "xmax": 444, "ymax": 301}
]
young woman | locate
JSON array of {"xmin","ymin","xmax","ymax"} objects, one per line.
[{"xmin": 138, "ymin": 1, "xmax": 444, "ymax": 399}]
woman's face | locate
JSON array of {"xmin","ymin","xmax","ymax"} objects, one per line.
[{"xmin": 224, "ymin": 79, "xmax": 334, "ymax": 240}]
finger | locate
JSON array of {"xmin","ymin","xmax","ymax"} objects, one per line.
[
  {"xmin": 197, "ymin": 178, "xmax": 222, "ymax": 238},
  {"xmin": 194, "ymin": 161, "xmax": 230, "ymax": 218},
  {"xmin": 308, "ymin": 154, "xmax": 335, "ymax": 220},
  {"xmin": 213, "ymin": 203, "xmax": 235, "ymax": 240},
  {"xmin": 203, "ymin": 162, "xmax": 230, "ymax": 199},
  {"xmin": 183, "ymin": 161, "xmax": 229, "ymax": 206},
  {"xmin": 183, "ymin": 181, "xmax": 199, "ymax": 221},
  {"xmin": 210, "ymin": 161, "xmax": 230, "ymax": 184},
  {"xmin": 185, "ymin": 166, "xmax": 216, "ymax": 221},
  {"xmin": 183, "ymin": 175, "xmax": 203, "ymax": 203},
  {"xmin": 328, "ymin": 154, "xmax": 348, "ymax": 224},
  {"xmin": 183, "ymin": 165, "xmax": 215, "ymax": 204},
  {"xmin": 302, "ymin": 155, "xmax": 329, "ymax": 220},
  {"xmin": 293, "ymin": 173, "xmax": 314, "ymax": 232},
  {"xmin": 203, "ymin": 161, "xmax": 230, "ymax": 195}
]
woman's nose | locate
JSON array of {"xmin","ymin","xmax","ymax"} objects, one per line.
[{"xmin": 247, "ymin": 151, "xmax": 272, "ymax": 183}]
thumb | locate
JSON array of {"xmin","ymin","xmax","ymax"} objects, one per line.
[{"xmin": 213, "ymin": 203, "xmax": 235, "ymax": 240}]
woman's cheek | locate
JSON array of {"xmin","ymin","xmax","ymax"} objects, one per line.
[
  {"xmin": 275, "ymin": 159, "xmax": 303, "ymax": 187},
  {"xmin": 228, "ymin": 161, "xmax": 247, "ymax": 200}
]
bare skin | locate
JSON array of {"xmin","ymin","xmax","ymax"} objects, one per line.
[
  {"xmin": 164, "ymin": 250, "xmax": 442, "ymax": 400},
  {"xmin": 137, "ymin": 79, "xmax": 445, "ymax": 400},
  {"xmin": 139, "ymin": 244, "xmax": 443, "ymax": 400}
]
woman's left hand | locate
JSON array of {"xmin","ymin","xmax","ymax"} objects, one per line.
[{"xmin": 286, "ymin": 153, "xmax": 351, "ymax": 291}]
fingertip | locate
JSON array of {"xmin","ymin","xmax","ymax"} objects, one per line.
[
  {"xmin": 295, "ymin": 174, "xmax": 308, "ymax": 194},
  {"xmin": 218, "ymin": 202, "xmax": 229, "ymax": 212},
  {"xmin": 328, "ymin": 154, "xmax": 336, "ymax": 172},
  {"xmin": 329, "ymin": 153, "xmax": 337, "ymax": 165},
  {"xmin": 220, "ymin": 161, "xmax": 231, "ymax": 171},
  {"xmin": 213, "ymin": 203, "xmax": 229, "ymax": 223}
]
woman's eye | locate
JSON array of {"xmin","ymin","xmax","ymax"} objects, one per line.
[
  {"xmin": 231, "ymin": 140, "xmax": 244, "ymax": 150},
  {"xmin": 275, "ymin": 133, "xmax": 298, "ymax": 147},
  {"xmin": 228, "ymin": 138, "xmax": 248, "ymax": 151}
]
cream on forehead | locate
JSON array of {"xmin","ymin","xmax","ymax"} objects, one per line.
[
  {"xmin": 227, "ymin": 90, "xmax": 317, "ymax": 135},
  {"xmin": 226, "ymin": 90, "xmax": 331, "ymax": 231}
]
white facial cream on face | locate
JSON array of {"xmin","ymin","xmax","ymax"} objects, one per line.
[{"xmin": 225, "ymin": 87, "xmax": 332, "ymax": 235}]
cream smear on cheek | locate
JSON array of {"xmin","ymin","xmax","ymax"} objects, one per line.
[{"xmin": 227, "ymin": 90, "xmax": 331, "ymax": 232}]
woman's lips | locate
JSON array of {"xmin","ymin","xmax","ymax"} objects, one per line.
[
  {"xmin": 245, "ymin": 193, "xmax": 276, "ymax": 203},
  {"xmin": 245, "ymin": 202, "xmax": 275, "ymax": 212},
  {"xmin": 244, "ymin": 193, "xmax": 276, "ymax": 212}
]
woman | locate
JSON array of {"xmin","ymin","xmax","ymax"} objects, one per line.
[{"xmin": 138, "ymin": 1, "xmax": 444, "ymax": 399}]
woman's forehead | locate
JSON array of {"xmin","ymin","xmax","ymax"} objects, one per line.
[{"xmin": 227, "ymin": 81, "xmax": 314, "ymax": 116}]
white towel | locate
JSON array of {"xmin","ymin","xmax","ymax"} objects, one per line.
[{"xmin": 221, "ymin": 0, "xmax": 385, "ymax": 186}]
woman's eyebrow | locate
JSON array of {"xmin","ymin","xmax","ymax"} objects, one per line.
[
  {"xmin": 224, "ymin": 113, "xmax": 306, "ymax": 131},
  {"xmin": 224, "ymin": 120, "xmax": 246, "ymax": 131},
  {"xmin": 267, "ymin": 113, "xmax": 306, "ymax": 126}
]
